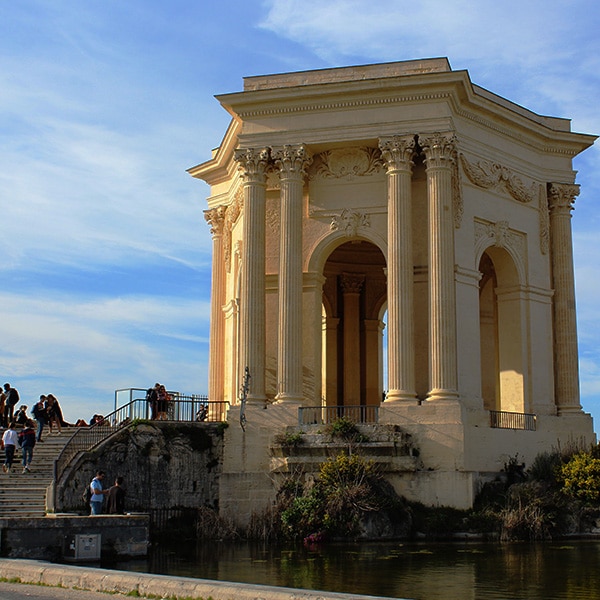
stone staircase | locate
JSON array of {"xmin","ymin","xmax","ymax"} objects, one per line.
[{"xmin": 0, "ymin": 429, "xmax": 77, "ymax": 518}]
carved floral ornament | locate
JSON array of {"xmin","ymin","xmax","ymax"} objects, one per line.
[
  {"xmin": 309, "ymin": 147, "xmax": 385, "ymax": 180},
  {"xmin": 222, "ymin": 188, "xmax": 243, "ymax": 273},
  {"xmin": 459, "ymin": 154, "xmax": 537, "ymax": 204},
  {"xmin": 475, "ymin": 219, "xmax": 526, "ymax": 268},
  {"xmin": 330, "ymin": 208, "xmax": 371, "ymax": 237}
]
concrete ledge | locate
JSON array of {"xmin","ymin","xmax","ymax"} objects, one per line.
[
  {"xmin": 0, "ymin": 558, "xmax": 404, "ymax": 600},
  {"xmin": 0, "ymin": 515, "xmax": 149, "ymax": 559}
]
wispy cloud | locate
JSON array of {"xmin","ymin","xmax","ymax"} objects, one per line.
[{"xmin": 2, "ymin": 0, "xmax": 600, "ymax": 430}]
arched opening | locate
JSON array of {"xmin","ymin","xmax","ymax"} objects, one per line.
[
  {"xmin": 321, "ymin": 240, "xmax": 387, "ymax": 408},
  {"xmin": 479, "ymin": 247, "xmax": 525, "ymax": 413}
]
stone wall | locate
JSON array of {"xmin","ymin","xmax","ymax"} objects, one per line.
[
  {"xmin": 54, "ymin": 422, "xmax": 225, "ymax": 514},
  {"xmin": 0, "ymin": 515, "xmax": 149, "ymax": 560}
]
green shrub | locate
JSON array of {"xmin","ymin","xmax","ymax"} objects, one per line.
[
  {"xmin": 273, "ymin": 431, "xmax": 305, "ymax": 447},
  {"xmin": 278, "ymin": 453, "xmax": 389, "ymax": 540},
  {"xmin": 559, "ymin": 452, "xmax": 600, "ymax": 502},
  {"xmin": 528, "ymin": 450, "xmax": 563, "ymax": 485},
  {"xmin": 326, "ymin": 416, "xmax": 369, "ymax": 443}
]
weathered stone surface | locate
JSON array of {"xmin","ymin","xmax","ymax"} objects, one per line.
[
  {"xmin": 0, "ymin": 515, "xmax": 149, "ymax": 560},
  {"xmin": 54, "ymin": 422, "xmax": 224, "ymax": 514}
]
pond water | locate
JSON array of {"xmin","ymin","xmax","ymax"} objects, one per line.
[{"xmin": 109, "ymin": 538, "xmax": 600, "ymax": 599}]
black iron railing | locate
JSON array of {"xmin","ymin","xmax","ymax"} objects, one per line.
[
  {"xmin": 298, "ymin": 405, "xmax": 379, "ymax": 425},
  {"xmin": 53, "ymin": 392, "xmax": 229, "ymax": 508},
  {"xmin": 490, "ymin": 410, "xmax": 536, "ymax": 431}
]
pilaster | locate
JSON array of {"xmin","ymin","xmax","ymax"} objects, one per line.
[{"xmin": 204, "ymin": 205, "xmax": 227, "ymax": 403}]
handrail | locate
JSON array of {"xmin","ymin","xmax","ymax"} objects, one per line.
[
  {"xmin": 53, "ymin": 394, "xmax": 230, "ymax": 509},
  {"xmin": 489, "ymin": 410, "xmax": 536, "ymax": 431},
  {"xmin": 298, "ymin": 405, "xmax": 379, "ymax": 425}
]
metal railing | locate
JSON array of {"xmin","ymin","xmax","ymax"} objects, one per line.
[
  {"xmin": 298, "ymin": 405, "xmax": 379, "ymax": 425},
  {"xmin": 53, "ymin": 393, "xmax": 230, "ymax": 507},
  {"xmin": 490, "ymin": 410, "xmax": 536, "ymax": 431}
]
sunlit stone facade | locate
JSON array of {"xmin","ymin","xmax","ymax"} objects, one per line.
[{"xmin": 189, "ymin": 59, "xmax": 596, "ymax": 517}]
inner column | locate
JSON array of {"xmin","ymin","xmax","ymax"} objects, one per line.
[{"xmin": 340, "ymin": 273, "xmax": 365, "ymax": 406}]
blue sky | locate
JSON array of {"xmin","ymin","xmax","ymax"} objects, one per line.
[{"xmin": 1, "ymin": 0, "xmax": 600, "ymax": 427}]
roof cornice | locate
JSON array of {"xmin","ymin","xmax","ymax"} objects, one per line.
[{"xmin": 187, "ymin": 118, "xmax": 241, "ymax": 184}]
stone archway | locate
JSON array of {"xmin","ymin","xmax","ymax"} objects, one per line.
[
  {"xmin": 479, "ymin": 247, "xmax": 526, "ymax": 413},
  {"xmin": 321, "ymin": 240, "xmax": 387, "ymax": 408}
]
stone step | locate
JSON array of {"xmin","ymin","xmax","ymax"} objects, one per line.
[{"xmin": 0, "ymin": 428, "xmax": 79, "ymax": 518}]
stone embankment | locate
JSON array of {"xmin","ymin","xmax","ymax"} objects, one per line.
[{"xmin": 0, "ymin": 559, "xmax": 404, "ymax": 600}]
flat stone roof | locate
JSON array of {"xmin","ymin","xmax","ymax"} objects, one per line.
[{"xmin": 243, "ymin": 57, "xmax": 452, "ymax": 91}]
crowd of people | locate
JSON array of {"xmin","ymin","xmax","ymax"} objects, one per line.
[
  {"xmin": 0, "ymin": 381, "xmax": 128, "ymax": 515},
  {"xmin": 0, "ymin": 380, "xmax": 212, "ymax": 516},
  {"xmin": 0, "ymin": 383, "xmax": 72, "ymax": 475}
]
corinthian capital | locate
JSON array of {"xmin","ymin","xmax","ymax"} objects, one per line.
[
  {"xmin": 272, "ymin": 144, "xmax": 313, "ymax": 180},
  {"xmin": 340, "ymin": 272, "xmax": 365, "ymax": 294},
  {"xmin": 548, "ymin": 182, "xmax": 580, "ymax": 213},
  {"xmin": 234, "ymin": 147, "xmax": 271, "ymax": 183},
  {"xmin": 378, "ymin": 135, "xmax": 416, "ymax": 172},
  {"xmin": 204, "ymin": 205, "xmax": 227, "ymax": 236},
  {"xmin": 420, "ymin": 132, "xmax": 457, "ymax": 169}
]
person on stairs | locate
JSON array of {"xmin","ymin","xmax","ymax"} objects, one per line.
[
  {"xmin": 32, "ymin": 396, "xmax": 48, "ymax": 442},
  {"xmin": 1, "ymin": 422, "xmax": 18, "ymax": 473},
  {"xmin": 18, "ymin": 420, "xmax": 36, "ymax": 473}
]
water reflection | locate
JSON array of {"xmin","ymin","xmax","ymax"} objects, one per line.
[{"xmin": 109, "ymin": 539, "xmax": 600, "ymax": 599}]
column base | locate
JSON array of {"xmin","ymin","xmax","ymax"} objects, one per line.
[
  {"xmin": 425, "ymin": 389, "xmax": 460, "ymax": 403},
  {"xmin": 557, "ymin": 405, "xmax": 584, "ymax": 416},
  {"xmin": 384, "ymin": 390, "xmax": 419, "ymax": 404},
  {"xmin": 246, "ymin": 394, "xmax": 268, "ymax": 405},
  {"xmin": 274, "ymin": 393, "xmax": 303, "ymax": 405}
]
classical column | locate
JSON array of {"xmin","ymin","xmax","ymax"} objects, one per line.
[
  {"xmin": 379, "ymin": 135, "xmax": 417, "ymax": 403},
  {"xmin": 204, "ymin": 205, "xmax": 227, "ymax": 403},
  {"xmin": 548, "ymin": 183, "xmax": 582, "ymax": 414},
  {"xmin": 324, "ymin": 316, "xmax": 340, "ymax": 406},
  {"xmin": 234, "ymin": 147, "xmax": 270, "ymax": 403},
  {"xmin": 340, "ymin": 273, "xmax": 365, "ymax": 405},
  {"xmin": 421, "ymin": 133, "xmax": 459, "ymax": 402},
  {"xmin": 272, "ymin": 145, "xmax": 312, "ymax": 403}
]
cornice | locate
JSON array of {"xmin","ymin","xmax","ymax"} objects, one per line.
[
  {"xmin": 187, "ymin": 119, "xmax": 241, "ymax": 184},
  {"xmin": 218, "ymin": 70, "xmax": 595, "ymax": 159}
]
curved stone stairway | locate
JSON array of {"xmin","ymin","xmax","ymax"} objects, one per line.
[{"xmin": 0, "ymin": 429, "xmax": 77, "ymax": 518}]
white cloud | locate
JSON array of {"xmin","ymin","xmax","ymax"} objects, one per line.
[{"xmin": 0, "ymin": 291, "xmax": 210, "ymax": 422}]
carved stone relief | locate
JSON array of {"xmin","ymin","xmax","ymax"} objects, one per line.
[
  {"xmin": 475, "ymin": 219, "xmax": 526, "ymax": 266},
  {"xmin": 452, "ymin": 153, "xmax": 463, "ymax": 229},
  {"xmin": 224, "ymin": 187, "xmax": 243, "ymax": 273},
  {"xmin": 538, "ymin": 184, "xmax": 550, "ymax": 256},
  {"xmin": 309, "ymin": 147, "xmax": 384, "ymax": 180},
  {"xmin": 330, "ymin": 208, "xmax": 371, "ymax": 237},
  {"xmin": 266, "ymin": 204, "xmax": 280, "ymax": 234},
  {"xmin": 460, "ymin": 154, "xmax": 537, "ymax": 204}
]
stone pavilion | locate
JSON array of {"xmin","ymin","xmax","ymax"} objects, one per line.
[{"xmin": 189, "ymin": 58, "xmax": 596, "ymax": 516}]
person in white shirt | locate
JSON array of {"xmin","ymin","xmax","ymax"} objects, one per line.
[{"xmin": 2, "ymin": 422, "xmax": 19, "ymax": 473}]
